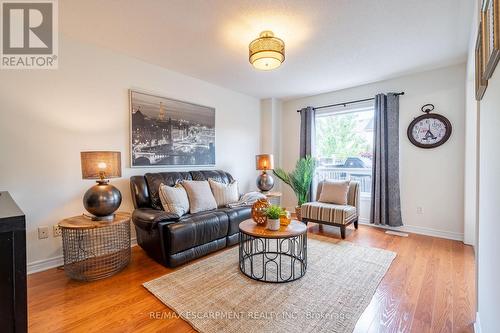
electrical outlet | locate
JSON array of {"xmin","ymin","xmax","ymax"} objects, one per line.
[
  {"xmin": 53, "ymin": 224, "xmax": 62, "ymax": 237},
  {"xmin": 416, "ymin": 206, "xmax": 423, "ymax": 214},
  {"xmin": 38, "ymin": 226, "xmax": 49, "ymax": 239}
]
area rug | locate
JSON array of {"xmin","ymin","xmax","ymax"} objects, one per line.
[{"xmin": 143, "ymin": 236, "xmax": 396, "ymax": 333}]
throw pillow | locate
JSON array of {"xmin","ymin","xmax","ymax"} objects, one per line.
[
  {"xmin": 181, "ymin": 180, "xmax": 218, "ymax": 214},
  {"xmin": 159, "ymin": 183, "xmax": 190, "ymax": 217},
  {"xmin": 208, "ymin": 178, "xmax": 239, "ymax": 207},
  {"xmin": 318, "ymin": 180, "xmax": 350, "ymax": 205}
]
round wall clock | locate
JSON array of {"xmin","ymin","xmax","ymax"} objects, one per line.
[{"xmin": 407, "ymin": 104, "xmax": 452, "ymax": 149}]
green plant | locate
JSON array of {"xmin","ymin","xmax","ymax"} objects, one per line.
[
  {"xmin": 273, "ymin": 156, "xmax": 316, "ymax": 206},
  {"xmin": 316, "ymin": 113, "xmax": 370, "ymax": 160},
  {"xmin": 265, "ymin": 205, "xmax": 284, "ymax": 219}
]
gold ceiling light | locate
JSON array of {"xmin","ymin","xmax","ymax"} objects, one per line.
[{"xmin": 249, "ymin": 31, "xmax": 285, "ymax": 71}]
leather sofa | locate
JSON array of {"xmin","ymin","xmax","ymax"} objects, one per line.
[{"xmin": 130, "ymin": 170, "xmax": 251, "ymax": 267}]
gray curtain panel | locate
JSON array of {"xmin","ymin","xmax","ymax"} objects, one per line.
[
  {"xmin": 299, "ymin": 106, "xmax": 315, "ymax": 158},
  {"xmin": 299, "ymin": 106, "xmax": 315, "ymax": 201},
  {"xmin": 370, "ymin": 93, "xmax": 403, "ymax": 227}
]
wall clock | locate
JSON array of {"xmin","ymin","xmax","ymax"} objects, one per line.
[{"xmin": 407, "ymin": 104, "xmax": 452, "ymax": 149}]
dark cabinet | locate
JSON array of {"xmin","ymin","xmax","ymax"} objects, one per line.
[{"xmin": 0, "ymin": 192, "xmax": 27, "ymax": 333}]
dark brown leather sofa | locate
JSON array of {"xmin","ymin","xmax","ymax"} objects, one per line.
[{"xmin": 130, "ymin": 170, "xmax": 250, "ymax": 267}]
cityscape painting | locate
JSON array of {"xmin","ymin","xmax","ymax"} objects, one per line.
[{"xmin": 130, "ymin": 90, "xmax": 215, "ymax": 167}]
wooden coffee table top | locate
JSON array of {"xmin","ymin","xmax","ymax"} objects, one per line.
[{"xmin": 239, "ymin": 219, "xmax": 307, "ymax": 238}]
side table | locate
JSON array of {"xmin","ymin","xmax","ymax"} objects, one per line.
[{"xmin": 59, "ymin": 212, "xmax": 131, "ymax": 281}]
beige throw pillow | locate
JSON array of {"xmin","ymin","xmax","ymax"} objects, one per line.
[
  {"xmin": 318, "ymin": 180, "xmax": 350, "ymax": 205},
  {"xmin": 159, "ymin": 183, "xmax": 190, "ymax": 217},
  {"xmin": 208, "ymin": 178, "xmax": 239, "ymax": 208},
  {"xmin": 181, "ymin": 180, "xmax": 218, "ymax": 214}
]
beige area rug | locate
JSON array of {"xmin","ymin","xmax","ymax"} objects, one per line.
[{"xmin": 144, "ymin": 236, "xmax": 396, "ymax": 333}]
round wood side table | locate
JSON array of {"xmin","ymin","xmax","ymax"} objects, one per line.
[
  {"xmin": 239, "ymin": 219, "xmax": 307, "ymax": 283},
  {"xmin": 59, "ymin": 212, "xmax": 131, "ymax": 281}
]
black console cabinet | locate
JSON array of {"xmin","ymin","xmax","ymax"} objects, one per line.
[{"xmin": 0, "ymin": 192, "xmax": 27, "ymax": 333}]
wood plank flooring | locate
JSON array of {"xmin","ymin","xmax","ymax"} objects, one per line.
[{"xmin": 28, "ymin": 224, "xmax": 475, "ymax": 333}]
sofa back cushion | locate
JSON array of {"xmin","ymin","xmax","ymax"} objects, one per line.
[
  {"xmin": 145, "ymin": 172, "xmax": 193, "ymax": 210},
  {"xmin": 190, "ymin": 170, "xmax": 234, "ymax": 183},
  {"xmin": 140, "ymin": 170, "xmax": 234, "ymax": 210},
  {"xmin": 181, "ymin": 180, "xmax": 218, "ymax": 214}
]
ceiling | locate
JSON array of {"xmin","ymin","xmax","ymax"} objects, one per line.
[{"xmin": 60, "ymin": 0, "xmax": 473, "ymax": 100}]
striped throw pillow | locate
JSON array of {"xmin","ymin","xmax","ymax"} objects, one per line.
[
  {"xmin": 208, "ymin": 178, "xmax": 239, "ymax": 208},
  {"xmin": 159, "ymin": 183, "xmax": 190, "ymax": 217}
]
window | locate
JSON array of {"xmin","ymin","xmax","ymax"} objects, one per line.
[{"xmin": 315, "ymin": 104, "xmax": 374, "ymax": 195}]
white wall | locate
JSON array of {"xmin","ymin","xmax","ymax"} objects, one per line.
[
  {"xmin": 0, "ymin": 37, "xmax": 261, "ymax": 271},
  {"xmin": 463, "ymin": 0, "xmax": 480, "ymax": 247},
  {"xmin": 476, "ymin": 67, "xmax": 500, "ymax": 333},
  {"xmin": 470, "ymin": 1, "xmax": 500, "ymax": 329},
  {"xmin": 280, "ymin": 64, "xmax": 466, "ymax": 240}
]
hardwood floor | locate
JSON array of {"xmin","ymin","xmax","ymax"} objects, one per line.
[{"xmin": 28, "ymin": 224, "xmax": 475, "ymax": 333}]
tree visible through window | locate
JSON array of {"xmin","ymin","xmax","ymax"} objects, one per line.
[{"xmin": 315, "ymin": 107, "xmax": 374, "ymax": 194}]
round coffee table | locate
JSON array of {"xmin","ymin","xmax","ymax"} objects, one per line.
[{"xmin": 238, "ymin": 219, "xmax": 307, "ymax": 283}]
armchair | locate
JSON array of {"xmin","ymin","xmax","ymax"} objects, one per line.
[{"xmin": 301, "ymin": 181, "xmax": 360, "ymax": 239}]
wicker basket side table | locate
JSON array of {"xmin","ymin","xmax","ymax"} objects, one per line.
[{"xmin": 59, "ymin": 212, "xmax": 131, "ymax": 281}]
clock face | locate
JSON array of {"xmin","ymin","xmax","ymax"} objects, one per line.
[{"xmin": 407, "ymin": 114, "xmax": 452, "ymax": 148}]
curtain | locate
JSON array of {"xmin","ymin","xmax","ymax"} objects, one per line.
[
  {"xmin": 370, "ymin": 93, "xmax": 403, "ymax": 227},
  {"xmin": 299, "ymin": 106, "xmax": 315, "ymax": 201}
]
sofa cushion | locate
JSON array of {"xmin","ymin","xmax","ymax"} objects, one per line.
[
  {"xmin": 145, "ymin": 172, "xmax": 193, "ymax": 210},
  {"xmin": 166, "ymin": 210, "xmax": 229, "ymax": 254},
  {"xmin": 182, "ymin": 180, "xmax": 218, "ymax": 213},
  {"xmin": 159, "ymin": 183, "xmax": 190, "ymax": 217},
  {"xmin": 132, "ymin": 208, "xmax": 180, "ymax": 231},
  {"xmin": 301, "ymin": 202, "xmax": 357, "ymax": 225},
  {"xmin": 219, "ymin": 206, "xmax": 251, "ymax": 236},
  {"xmin": 190, "ymin": 170, "xmax": 233, "ymax": 183},
  {"xmin": 209, "ymin": 179, "xmax": 239, "ymax": 208}
]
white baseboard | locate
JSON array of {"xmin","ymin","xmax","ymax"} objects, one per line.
[
  {"xmin": 474, "ymin": 312, "xmax": 481, "ymax": 333},
  {"xmin": 27, "ymin": 255, "xmax": 64, "ymax": 274},
  {"xmin": 358, "ymin": 219, "xmax": 464, "ymax": 241},
  {"xmin": 27, "ymin": 237, "xmax": 138, "ymax": 275}
]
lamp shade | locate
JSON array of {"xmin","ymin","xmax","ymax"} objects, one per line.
[
  {"xmin": 255, "ymin": 154, "xmax": 274, "ymax": 170},
  {"xmin": 81, "ymin": 151, "xmax": 122, "ymax": 180}
]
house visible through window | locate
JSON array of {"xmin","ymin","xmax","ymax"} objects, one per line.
[{"xmin": 315, "ymin": 104, "xmax": 374, "ymax": 196}]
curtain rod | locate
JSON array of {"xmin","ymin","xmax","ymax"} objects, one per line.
[{"xmin": 296, "ymin": 92, "xmax": 405, "ymax": 112}]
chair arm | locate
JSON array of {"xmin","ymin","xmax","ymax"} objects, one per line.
[{"xmin": 132, "ymin": 208, "xmax": 179, "ymax": 231}]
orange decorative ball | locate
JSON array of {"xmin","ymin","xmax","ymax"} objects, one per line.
[{"xmin": 251, "ymin": 198, "xmax": 270, "ymax": 225}]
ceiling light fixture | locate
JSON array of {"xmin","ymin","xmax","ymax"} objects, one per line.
[{"xmin": 249, "ymin": 30, "xmax": 285, "ymax": 71}]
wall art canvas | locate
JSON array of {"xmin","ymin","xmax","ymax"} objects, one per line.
[{"xmin": 130, "ymin": 90, "xmax": 215, "ymax": 167}]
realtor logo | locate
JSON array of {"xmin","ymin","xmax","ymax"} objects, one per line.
[{"xmin": 1, "ymin": 0, "xmax": 58, "ymax": 69}]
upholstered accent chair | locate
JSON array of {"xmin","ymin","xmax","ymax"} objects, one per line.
[{"xmin": 301, "ymin": 181, "xmax": 360, "ymax": 239}]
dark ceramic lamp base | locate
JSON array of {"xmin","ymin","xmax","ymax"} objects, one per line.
[
  {"xmin": 256, "ymin": 171, "xmax": 274, "ymax": 192},
  {"xmin": 83, "ymin": 181, "xmax": 122, "ymax": 221}
]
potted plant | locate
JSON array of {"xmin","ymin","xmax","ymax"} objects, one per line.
[
  {"xmin": 265, "ymin": 205, "xmax": 283, "ymax": 231},
  {"xmin": 273, "ymin": 156, "xmax": 316, "ymax": 220}
]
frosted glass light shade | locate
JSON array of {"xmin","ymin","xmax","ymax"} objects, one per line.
[{"xmin": 249, "ymin": 31, "xmax": 285, "ymax": 71}]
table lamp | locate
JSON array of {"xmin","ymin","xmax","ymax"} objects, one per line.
[
  {"xmin": 255, "ymin": 154, "xmax": 274, "ymax": 192},
  {"xmin": 80, "ymin": 151, "xmax": 122, "ymax": 221}
]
